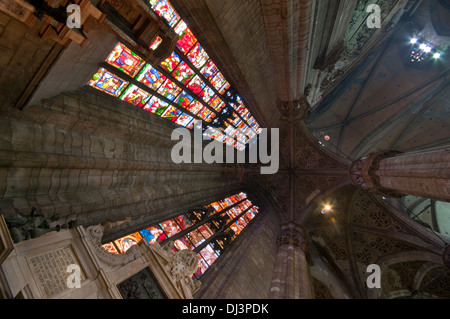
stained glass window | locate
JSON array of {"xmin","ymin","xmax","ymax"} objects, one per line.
[
  {"xmin": 137, "ymin": 64, "xmax": 166, "ymax": 90},
  {"xmin": 176, "ymin": 27, "xmax": 197, "ymax": 54},
  {"xmin": 103, "ymin": 192, "xmax": 259, "ymax": 279},
  {"xmin": 150, "ymin": 36, "xmax": 163, "ymax": 50},
  {"xmin": 106, "ymin": 43, "xmax": 145, "ymax": 77},
  {"xmin": 88, "ymin": 68, "xmax": 129, "ymax": 97},
  {"xmin": 150, "ymin": 0, "xmax": 180, "ymax": 27},
  {"xmin": 120, "ymin": 84, "xmax": 152, "ymax": 108},
  {"xmin": 88, "ymin": 0, "xmax": 262, "ymax": 150}
]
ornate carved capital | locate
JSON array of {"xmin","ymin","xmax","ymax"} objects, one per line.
[
  {"xmin": 278, "ymin": 97, "xmax": 310, "ymax": 122},
  {"xmin": 349, "ymin": 151, "xmax": 403, "ymax": 198},
  {"xmin": 277, "ymin": 222, "xmax": 310, "ymax": 252}
]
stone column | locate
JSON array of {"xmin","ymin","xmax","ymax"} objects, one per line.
[
  {"xmin": 349, "ymin": 148, "xmax": 450, "ymax": 202},
  {"xmin": 269, "ymin": 222, "xmax": 311, "ymax": 299}
]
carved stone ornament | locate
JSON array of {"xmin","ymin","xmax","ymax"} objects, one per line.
[
  {"xmin": 277, "ymin": 222, "xmax": 311, "ymax": 252},
  {"xmin": 168, "ymin": 248, "xmax": 198, "ymax": 282},
  {"xmin": 84, "ymin": 224, "xmax": 142, "ymax": 270},
  {"xmin": 150, "ymin": 241, "xmax": 202, "ymax": 294},
  {"xmin": 278, "ymin": 97, "xmax": 310, "ymax": 122},
  {"xmin": 349, "ymin": 151, "xmax": 403, "ymax": 198}
]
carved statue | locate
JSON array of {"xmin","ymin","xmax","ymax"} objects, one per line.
[{"xmin": 4, "ymin": 207, "xmax": 67, "ymax": 243}]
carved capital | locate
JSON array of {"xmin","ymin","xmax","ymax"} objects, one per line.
[
  {"xmin": 349, "ymin": 151, "xmax": 403, "ymax": 198},
  {"xmin": 277, "ymin": 222, "xmax": 310, "ymax": 251},
  {"xmin": 278, "ymin": 97, "xmax": 310, "ymax": 122}
]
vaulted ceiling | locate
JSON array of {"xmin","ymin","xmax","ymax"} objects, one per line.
[{"xmin": 172, "ymin": 0, "xmax": 450, "ymax": 298}]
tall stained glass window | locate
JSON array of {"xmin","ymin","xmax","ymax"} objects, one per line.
[
  {"xmin": 88, "ymin": 0, "xmax": 262, "ymax": 150},
  {"xmin": 102, "ymin": 192, "xmax": 259, "ymax": 280}
]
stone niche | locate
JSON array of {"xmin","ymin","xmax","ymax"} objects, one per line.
[{"xmin": 0, "ymin": 219, "xmax": 200, "ymax": 299}]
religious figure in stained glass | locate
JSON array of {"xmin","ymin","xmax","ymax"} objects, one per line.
[
  {"xmin": 184, "ymin": 100, "xmax": 203, "ymax": 115},
  {"xmin": 88, "ymin": 68, "xmax": 129, "ymax": 97},
  {"xmin": 172, "ymin": 61, "xmax": 195, "ymax": 86},
  {"xmin": 160, "ymin": 52, "xmax": 181, "ymax": 72},
  {"xmin": 186, "ymin": 75, "xmax": 205, "ymax": 98},
  {"xmin": 187, "ymin": 43, "xmax": 210, "ymax": 69},
  {"xmin": 175, "ymin": 91, "xmax": 194, "ymax": 109},
  {"xmin": 120, "ymin": 84, "xmax": 152, "ymax": 107},
  {"xmin": 200, "ymin": 60, "xmax": 219, "ymax": 81},
  {"xmin": 144, "ymin": 96, "xmax": 169, "ymax": 115},
  {"xmin": 102, "ymin": 193, "xmax": 259, "ymax": 279},
  {"xmin": 106, "ymin": 43, "xmax": 145, "ymax": 77},
  {"xmin": 137, "ymin": 64, "xmax": 166, "ymax": 90},
  {"xmin": 150, "ymin": 0, "xmax": 180, "ymax": 27},
  {"xmin": 89, "ymin": 0, "xmax": 263, "ymax": 151},
  {"xmin": 161, "ymin": 105, "xmax": 182, "ymax": 122},
  {"xmin": 176, "ymin": 113, "xmax": 194, "ymax": 128},
  {"xmin": 157, "ymin": 78, "xmax": 182, "ymax": 101},
  {"xmin": 176, "ymin": 27, "xmax": 197, "ymax": 54}
]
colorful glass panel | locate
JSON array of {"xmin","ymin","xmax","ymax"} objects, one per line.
[
  {"xmin": 102, "ymin": 192, "xmax": 258, "ymax": 279},
  {"xmin": 172, "ymin": 61, "xmax": 195, "ymax": 85},
  {"xmin": 114, "ymin": 232, "xmax": 142, "ymax": 253},
  {"xmin": 136, "ymin": 64, "xmax": 166, "ymax": 90},
  {"xmin": 161, "ymin": 105, "xmax": 182, "ymax": 122},
  {"xmin": 150, "ymin": 36, "xmax": 163, "ymax": 50},
  {"xmin": 186, "ymin": 43, "xmax": 210, "ymax": 69},
  {"xmin": 210, "ymin": 99, "xmax": 225, "ymax": 112},
  {"xmin": 199, "ymin": 244, "xmax": 219, "ymax": 266},
  {"xmin": 173, "ymin": 19, "xmax": 187, "ymax": 36},
  {"xmin": 186, "ymin": 229, "xmax": 205, "ymax": 247},
  {"xmin": 173, "ymin": 215, "xmax": 192, "ymax": 230},
  {"xmin": 174, "ymin": 237, "xmax": 194, "ymax": 251},
  {"xmin": 197, "ymin": 224, "xmax": 214, "ymax": 240},
  {"xmin": 106, "ymin": 43, "xmax": 145, "ymax": 77},
  {"xmin": 176, "ymin": 113, "xmax": 194, "ymax": 127},
  {"xmin": 143, "ymin": 96, "xmax": 169, "ymax": 115},
  {"xmin": 211, "ymin": 72, "xmax": 227, "ymax": 92},
  {"xmin": 186, "ymin": 75, "xmax": 205, "ymax": 98},
  {"xmin": 197, "ymin": 107, "xmax": 212, "ymax": 121},
  {"xmin": 160, "ymin": 51, "xmax": 181, "ymax": 72},
  {"xmin": 202, "ymin": 87, "xmax": 215, "ymax": 104},
  {"xmin": 139, "ymin": 225, "xmax": 166, "ymax": 244},
  {"xmin": 200, "ymin": 60, "xmax": 219, "ymax": 81},
  {"xmin": 184, "ymin": 100, "xmax": 203, "ymax": 115},
  {"xmin": 150, "ymin": 0, "xmax": 180, "ymax": 27},
  {"xmin": 102, "ymin": 242, "xmax": 119, "ymax": 255},
  {"xmin": 175, "ymin": 91, "xmax": 194, "ymax": 109},
  {"xmin": 88, "ymin": 68, "xmax": 128, "ymax": 97},
  {"xmin": 176, "ymin": 27, "xmax": 197, "ymax": 54},
  {"xmin": 159, "ymin": 219, "xmax": 182, "ymax": 237},
  {"xmin": 157, "ymin": 78, "xmax": 182, "ymax": 101},
  {"xmin": 194, "ymin": 255, "xmax": 209, "ymax": 278},
  {"xmin": 120, "ymin": 84, "xmax": 152, "ymax": 108}
]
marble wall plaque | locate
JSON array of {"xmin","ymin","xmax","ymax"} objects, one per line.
[{"xmin": 29, "ymin": 246, "xmax": 84, "ymax": 298}]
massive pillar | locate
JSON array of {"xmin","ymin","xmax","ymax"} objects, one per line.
[
  {"xmin": 349, "ymin": 148, "xmax": 450, "ymax": 202},
  {"xmin": 270, "ymin": 222, "xmax": 311, "ymax": 299}
]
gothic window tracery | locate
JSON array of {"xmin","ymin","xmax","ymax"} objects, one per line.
[
  {"xmin": 102, "ymin": 192, "xmax": 260, "ymax": 280},
  {"xmin": 88, "ymin": 0, "xmax": 262, "ymax": 150}
]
